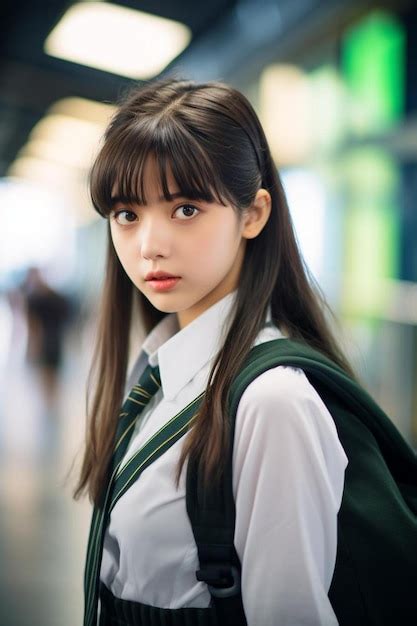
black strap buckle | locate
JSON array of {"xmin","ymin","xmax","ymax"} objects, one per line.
[{"xmin": 196, "ymin": 564, "xmax": 241, "ymax": 598}]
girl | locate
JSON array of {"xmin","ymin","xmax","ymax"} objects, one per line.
[{"xmin": 74, "ymin": 77, "xmax": 354, "ymax": 625}]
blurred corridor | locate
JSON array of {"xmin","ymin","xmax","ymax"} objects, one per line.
[{"xmin": 0, "ymin": 302, "xmax": 93, "ymax": 626}]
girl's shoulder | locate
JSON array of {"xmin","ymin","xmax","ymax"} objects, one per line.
[
  {"xmin": 246, "ymin": 325, "xmax": 331, "ymax": 424},
  {"xmin": 235, "ymin": 329, "xmax": 346, "ymax": 456},
  {"xmin": 237, "ymin": 361, "xmax": 326, "ymax": 426},
  {"xmin": 233, "ymin": 360, "xmax": 349, "ymax": 483}
]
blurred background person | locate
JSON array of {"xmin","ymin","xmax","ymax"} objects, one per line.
[{"xmin": 20, "ymin": 265, "xmax": 74, "ymax": 415}]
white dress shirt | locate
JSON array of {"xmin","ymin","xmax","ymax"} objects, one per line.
[{"xmin": 100, "ymin": 290, "xmax": 348, "ymax": 625}]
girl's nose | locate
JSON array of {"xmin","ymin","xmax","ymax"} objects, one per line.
[{"xmin": 139, "ymin": 216, "xmax": 171, "ymax": 260}]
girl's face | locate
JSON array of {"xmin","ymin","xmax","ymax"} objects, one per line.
[{"xmin": 109, "ymin": 157, "xmax": 248, "ymax": 329}]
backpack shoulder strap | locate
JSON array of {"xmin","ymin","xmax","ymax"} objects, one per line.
[
  {"xmin": 185, "ymin": 338, "xmax": 417, "ymax": 625},
  {"xmin": 231, "ymin": 339, "xmax": 417, "ymax": 478}
]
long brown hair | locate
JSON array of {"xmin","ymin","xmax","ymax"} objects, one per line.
[{"xmin": 73, "ymin": 77, "xmax": 355, "ymax": 506}]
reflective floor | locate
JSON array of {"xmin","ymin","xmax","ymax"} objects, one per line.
[{"xmin": 0, "ymin": 315, "xmax": 93, "ymax": 626}]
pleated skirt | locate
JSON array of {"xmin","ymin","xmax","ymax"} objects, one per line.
[{"xmin": 99, "ymin": 582, "xmax": 218, "ymax": 626}]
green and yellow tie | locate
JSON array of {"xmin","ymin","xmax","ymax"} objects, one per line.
[
  {"xmin": 83, "ymin": 362, "xmax": 162, "ymax": 626},
  {"xmin": 112, "ymin": 364, "xmax": 162, "ymax": 472}
]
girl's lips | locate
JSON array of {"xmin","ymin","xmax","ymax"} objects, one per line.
[{"xmin": 147, "ymin": 277, "xmax": 181, "ymax": 292}]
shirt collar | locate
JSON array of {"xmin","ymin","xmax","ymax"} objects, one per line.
[
  {"xmin": 141, "ymin": 291, "xmax": 236, "ymax": 401},
  {"xmin": 141, "ymin": 290, "xmax": 273, "ymax": 401}
]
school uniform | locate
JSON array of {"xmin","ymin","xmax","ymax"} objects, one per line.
[{"xmin": 99, "ymin": 289, "xmax": 348, "ymax": 625}]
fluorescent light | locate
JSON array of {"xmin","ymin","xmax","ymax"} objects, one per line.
[
  {"xmin": 48, "ymin": 96, "xmax": 115, "ymax": 124},
  {"xmin": 0, "ymin": 178, "xmax": 75, "ymax": 274},
  {"xmin": 7, "ymin": 157, "xmax": 95, "ymax": 225},
  {"xmin": 31, "ymin": 113, "xmax": 104, "ymax": 144},
  {"xmin": 21, "ymin": 138, "xmax": 95, "ymax": 170},
  {"xmin": 281, "ymin": 168, "xmax": 326, "ymax": 282},
  {"xmin": 18, "ymin": 98, "xmax": 115, "ymax": 169},
  {"xmin": 26, "ymin": 113, "xmax": 106, "ymax": 168},
  {"xmin": 7, "ymin": 96, "xmax": 117, "ymax": 225},
  {"xmin": 260, "ymin": 64, "xmax": 312, "ymax": 165},
  {"xmin": 8, "ymin": 155, "xmax": 81, "ymax": 186},
  {"xmin": 309, "ymin": 65, "xmax": 347, "ymax": 153},
  {"xmin": 44, "ymin": 2, "xmax": 191, "ymax": 79}
]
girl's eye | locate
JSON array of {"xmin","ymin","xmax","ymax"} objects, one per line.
[
  {"xmin": 173, "ymin": 204, "xmax": 200, "ymax": 220},
  {"xmin": 112, "ymin": 210, "xmax": 137, "ymax": 225}
]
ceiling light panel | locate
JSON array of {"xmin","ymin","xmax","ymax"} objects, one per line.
[{"xmin": 44, "ymin": 2, "xmax": 191, "ymax": 79}]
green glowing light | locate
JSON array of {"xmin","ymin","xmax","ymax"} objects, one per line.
[{"xmin": 341, "ymin": 10, "xmax": 405, "ymax": 135}]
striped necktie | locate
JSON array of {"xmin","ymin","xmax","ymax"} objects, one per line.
[
  {"xmin": 84, "ymin": 362, "xmax": 162, "ymax": 626},
  {"xmin": 112, "ymin": 363, "xmax": 161, "ymax": 472}
]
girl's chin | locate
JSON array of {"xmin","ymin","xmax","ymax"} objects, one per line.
[{"xmin": 143, "ymin": 292, "xmax": 182, "ymax": 313}]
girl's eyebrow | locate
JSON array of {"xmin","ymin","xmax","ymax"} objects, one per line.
[{"xmin": 110, "ymin": 191, "xmax": 187, "ymax": 207}]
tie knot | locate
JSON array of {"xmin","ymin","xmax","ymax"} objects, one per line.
[
  {"xmin": 112, "ymin": 362, "xmax": 162, "ymax": 475},
  {"xmin": 139, "ymin": 363, "xmax": 161, "ymax": 396},
  {"xmin": 148, "ymin": 364, "xmax": 161, "ymax": 390}
]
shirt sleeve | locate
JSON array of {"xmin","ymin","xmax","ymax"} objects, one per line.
[{"xmin": 232, "ymin": 365, "xmax": 348, "ymax": 626}]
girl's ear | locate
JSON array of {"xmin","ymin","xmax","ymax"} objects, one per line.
[{"xmin": 241, "ymin": 188, "xmax": 272, "ymax": 239}]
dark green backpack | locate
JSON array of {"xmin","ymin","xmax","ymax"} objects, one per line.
[{"xmin": 186, "ymin": 339, "xmax": 417, "ymax": 625}]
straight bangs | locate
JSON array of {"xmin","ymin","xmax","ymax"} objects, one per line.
[{"xmin": 90, "ymin": 116, "xmax": 234, "ymax": 217}]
